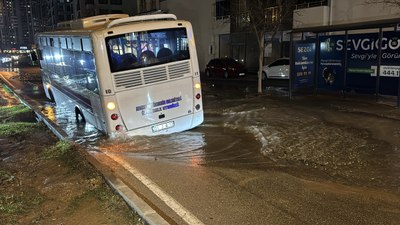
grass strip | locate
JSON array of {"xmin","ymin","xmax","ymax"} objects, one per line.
[{"xmin": 0, "ymin": 122, "xmax": 38, "ymax": 136}]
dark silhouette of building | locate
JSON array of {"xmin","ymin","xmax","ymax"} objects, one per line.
[
  {"xmin": 73, "ymin": 0, "xmax": 136, "ymax": 18},
  {"xmin": 0, "ymin": 0, "xmax": 48, "ymax": 51}
]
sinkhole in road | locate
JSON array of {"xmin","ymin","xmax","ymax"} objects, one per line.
[
  {"xmin": 40, "ymin": 102, "xmax": 272, "ymax": 169},
  {"xmin": 97, "ymin": 125, "xmax": 273, "ymax": 168}
]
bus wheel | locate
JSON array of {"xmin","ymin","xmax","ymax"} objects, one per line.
[
  {"xmin": 75, "ymin": 108, "xmax": 86, "ymax": 124},
  {"xmin": 48, "ymin": 89, "xmax": 55, "ymax": 102}
]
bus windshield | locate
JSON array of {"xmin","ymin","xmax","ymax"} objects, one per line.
[{"xmin": 106, "ymin": 28, "xmax": 190, "ymax": 73}]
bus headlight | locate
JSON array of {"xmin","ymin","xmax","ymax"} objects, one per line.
[{"xmin": 107, "ymin": 102, "xmax": 116, "ymax": 110}]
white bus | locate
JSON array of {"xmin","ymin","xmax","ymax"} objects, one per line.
[{"xmin": 37, "ymin": 14, "xmax": 204, "ymax": 137}]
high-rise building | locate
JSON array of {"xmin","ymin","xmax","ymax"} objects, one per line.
[
  {"xmin": 73, "ymin": 0, "xmax": 136, "ymax": 19},
  {"xmin": 0, "ymin": 0, "xmax": 162, "ymax": 51},
  {"xmin": 0, "ymin": 0, "xmax": 18, "ymax": 50},
  {"xmin": 0, "ymin": 0, "xmax": 48, "ymax": 51},
  {"xmin": 44, "ymin": 0, "xmax": 74, "ymax": 30}
]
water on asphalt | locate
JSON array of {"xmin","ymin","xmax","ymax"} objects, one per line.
[
  {"xmin": 3, "ymin": 60, "xmax": 400, "ymax": 224},
  {"xmin": 38, "ymin": 77, "xmax": 400, "ymax": 194},
  {"xmin": 4, "ymin": 64, "xmax": 399, "ymax": 223}
]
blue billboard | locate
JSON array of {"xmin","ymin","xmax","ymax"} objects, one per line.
[
  {"xmin": 319, "ymin": 36, "xmax": 345, "ymax": 91},
  {"xmin": 319, "ymin": 32, "xmax": 400, "ymax": 95},
  {"xmin": 293, "ymin": 41, "xmax": 315, "ymax": 89}
]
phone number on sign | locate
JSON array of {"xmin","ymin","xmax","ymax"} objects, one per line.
[{"xmin": 371, "ymin": 65, "xmax": 400, "ymax": 77}]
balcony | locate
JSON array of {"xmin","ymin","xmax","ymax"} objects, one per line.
[
  {"xmin": 231, "ymin": 5, "xmax": 292, "ymax": 32},
  {"xmin": 293, "ymin": 1, "xmax": 330, "ymax": 29},
  {"xmin": 295, "ymin": 0, "xmax": 328, "ymax": 10}
]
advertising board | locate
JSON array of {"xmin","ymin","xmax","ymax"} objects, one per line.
[
  {"xmin": 319, "ymin": 31, "xmax": 400, "ymax": 95},
  {"xmin": 319, "ymin": 36, "xmax": 345, "ymax": 91},
  {"xmin": 293, "ymin": 41, "xmax": 315, "ymax": 89}
]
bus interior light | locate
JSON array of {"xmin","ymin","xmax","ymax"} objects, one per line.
[{"xmin": 107, "ymin": 102, "xmax": 116, "ymax": 110}]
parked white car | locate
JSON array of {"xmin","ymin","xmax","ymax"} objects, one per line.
[{"xmin": 262, "ymin": 58, "xmax": 290, "ymax": 80}]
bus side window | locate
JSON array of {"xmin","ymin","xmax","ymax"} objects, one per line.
[
  {"xmin": 72, "ymin": 37, "xmax": 82, "ymax": 51},
  {"xmin": 82, "ymin": 38, "xmax": 92, "ymax": 52}
]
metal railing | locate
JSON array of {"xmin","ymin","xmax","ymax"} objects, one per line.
[{"xmin": 295, "ymin": 0, "xmax": 328, "ymax": 10}]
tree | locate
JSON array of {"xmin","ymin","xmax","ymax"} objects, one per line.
[{"xmin": 233, "ymin": 0, "xmax": 295, "ymax": 93}]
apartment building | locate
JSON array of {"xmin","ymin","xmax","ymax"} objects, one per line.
[
  {"xmin": 158, "ymin": 0, "xmax": 229, "ymax": 71},
  {"xmin": 158, "ymin": 0, "xmax": 319, "ymax": 70},
  {"xmin": 44, "ymin": 0, "xmax": 73, "ymax": 30},
  {"xmin": 73, "ymin": 0, "xmax": 136, "ymax": 18},
  {"xmin": 294, "ymin": 0, "xmax": 400, "ymax": 28},
  {"xmin": 0, "ymin": 0, "xmax": 140, "ymax": 51},
  {"xmin": 0, "ymin": 0, "xmax": 18, "ymax": 50},
  {"xmin": 0, "ymin": 0, "xmax": 45, "ymax": 51}
]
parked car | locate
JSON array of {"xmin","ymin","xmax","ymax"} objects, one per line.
[
  {"xmin": 205, "ymin": 58, "xmax": 246, "ymax": 78},
  {"xmin": 262, "ymin": 58, "xmax": 290, "ymax": 80}
]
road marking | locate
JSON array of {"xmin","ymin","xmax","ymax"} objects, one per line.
[{"xmin": 105, "ymin": 152, "xmax": 205, "ymax": 225}]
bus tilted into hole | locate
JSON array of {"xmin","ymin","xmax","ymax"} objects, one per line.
[{"xmin": 37, "ymin": 14, "xmax": 204, "ymax": 137}]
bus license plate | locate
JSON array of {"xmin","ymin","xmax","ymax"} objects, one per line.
[{"xmin": 152, "ymin": 121, "xmax": 175, "ymax": 133}]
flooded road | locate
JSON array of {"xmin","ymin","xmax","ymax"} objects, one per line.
[
  {"xmin": 94, "ymin": 77, "xmax": 400, "ymax": 192},
  {"xmin": 83, "ymin": 78, "xmax": 400, "ymax": 223},
  {"xmin": 99, "ymin": 120, "xmax": 270, "ymax": 168},
  {"xmin": 4, "ymin": 66, "xmax": 400, "ymax": 224}
]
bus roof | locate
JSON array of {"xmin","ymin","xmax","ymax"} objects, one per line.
[
  {"xmin": 56, "ymin": 14, "xmax": 178, "ymax": 31},
  {"xmin": 57, "ymin": 14, "xmax": 128, "ymax": 30}
]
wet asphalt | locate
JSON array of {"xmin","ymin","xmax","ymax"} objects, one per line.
[
  {"xmin": 95, "ymin": 77, "xmax": 400, "ymax": 224},
  {"xmin": 1, "ymin": 67, "xmax": 400, "ymax": 224}
]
